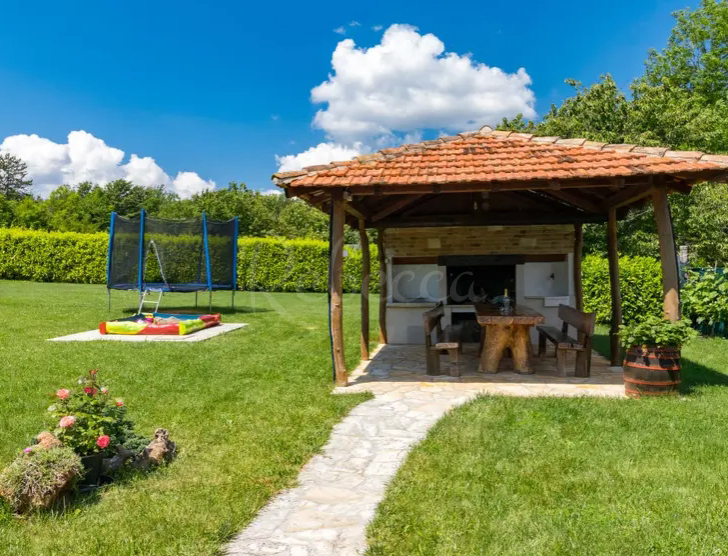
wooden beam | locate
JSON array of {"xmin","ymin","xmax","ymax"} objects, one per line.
[
  {"xmin": 286, "ymin": 177, "xmax": 653, "ymax": 197},
  {"xmin": 574, "ymin": 223, "xmax": 584, "ymax": 312},
  {"xmin": 371, "ymin": 195, "xmax": 424, "ymax": 222},
  {"xmin": 377, "ymin": 229, "xmax": 388, "ymax": 344},
  {"xmin": 607, "ymin": 207, "xmax": 622, "ymax": 366},
  {"xmin": 374, "ymin": 211, "xmax": 607, "ymax": 229},
  {"xmin": 542, "ymin": 189, "xmax": 601, "ymax": 213},
  {"xmin": 344, "ymin": 201, "xmax": 368, "ymax": 221},
  {"xmin": 329, "ymin": 193, "xmax": 347, "ymax": 386},
  {"xmin": 359, "ymin": 220, "xmax": 370, "ymax": 361},
  {"xmin": 652, "ymin": 186, "xmax": 680, "ymax": 322},
  {"xmin": 602, "ymin": 185, "xmax": 652, "ymax": 210}
]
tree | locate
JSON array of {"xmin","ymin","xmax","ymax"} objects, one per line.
[{"xmin": 0, "ymin": 153, "xmax": 33, "ymax": 200}]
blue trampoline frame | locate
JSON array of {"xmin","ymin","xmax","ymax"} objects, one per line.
[{"xmin": 106, "ymin": 211, "xmax": 238, "ymax": 310}]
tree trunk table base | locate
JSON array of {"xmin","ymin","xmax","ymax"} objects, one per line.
[{"xmin": 478, "ymin": 324, "xmax": 535, "ymax": 374}]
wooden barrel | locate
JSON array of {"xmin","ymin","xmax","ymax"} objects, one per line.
[{"xmin": 623, "ymin": 347, "xmax": 681, "ymax": 398}]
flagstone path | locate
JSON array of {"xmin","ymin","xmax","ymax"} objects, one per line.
[{"xmin": 226, "ymin": 344, "xmax": 624, "ymax": 556}]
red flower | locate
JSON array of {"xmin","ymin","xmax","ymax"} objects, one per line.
[
  {"xmin": 101, "ymin": 387, "xmax": 109, "ymax": 395},
  {"xmin": 115, "ymin": 399, "xmax": 124, "ymax": 407},
  {"xmin": 56, "ymin": 389, "xmax": 70, "ymax": 399},
  {"xmin": 96, "ymin": 435, "xmax": 111, "ymax": 449},
  {"xmin": 83, "ymin": 387, "xmax": 97, "ymax": 396},
  {"xmin": 89, "ymin": 369, "xmax": 98, "ymax": 375}
]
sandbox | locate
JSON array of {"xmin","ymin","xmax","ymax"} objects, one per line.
[{"xmin": 99, "ymin": 313, "xmax": 221, "ymax": 336}]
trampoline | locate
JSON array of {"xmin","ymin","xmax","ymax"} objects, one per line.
[{"xmin": 106, "ymin": 210, "xmax": 239, "ymax": 311}]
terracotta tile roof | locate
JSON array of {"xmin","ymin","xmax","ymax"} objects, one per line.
[{"xmin": 273, "ymin": 126, "xmax": 728, "ymax": 190}]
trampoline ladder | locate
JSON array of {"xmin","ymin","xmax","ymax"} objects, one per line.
[{"xmin": 138, "ymin": 288, "xmax": 163, "ymax": 314}]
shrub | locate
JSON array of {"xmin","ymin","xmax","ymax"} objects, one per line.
[
  {"xmin": 0, "ymin": 228, "xmax": 380, "ymax": 293},
  {"xmin": 682, "ymin": 270, "xmax": 728, "ymax": 329},
  {"xmin": 582, "ymin": 254, "xmax": 663, "ymax": 325},
  {"xmin": 0, "ymin": 447, "xmax": 82, "ymax": 513},
  {"xmin": 619, "ymin": 315, "xmax": 697, "ymax": 349},
  {"xmin": 47, "ymin": 370, "xmax": 133, "ymax": 456}
]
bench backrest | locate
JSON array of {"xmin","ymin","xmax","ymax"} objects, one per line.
[
  {"xmin": 423, "ymin": 302, "xmax": 445, "ymax": 348},
  {"xmin": 558, "ymin": 304, "xmax": 596, "ymax": 338}
]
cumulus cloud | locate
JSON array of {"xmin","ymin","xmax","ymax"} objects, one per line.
[
  {"xmin": 0, "ymin": 130, "xmax": 214, "ymax": 198},
  {"xmin": 276, "ymin": 24, "xmax": 536, "ymax": 172},
  {"xmin": 275, "ymin": 142, "xmax": 362, "ymax": 172},
  {"xmin": 312, "ymin": 24, "xmax": 536, "ymax": 144}
]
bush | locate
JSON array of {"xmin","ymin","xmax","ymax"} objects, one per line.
[
  {"xmin": 0, "ymin": 447, "xmax": 82, "ymax": 513},
  {"xmin": 582, "ymin": 254, "xmax": 663, "ymax": 325},
  {"xmin": 619, "ymin": 315, "xmax": 697, "ymax": 349},
  {"xmin": 0, "ymin": 228, "xmax": 380, "ymax": 293}
]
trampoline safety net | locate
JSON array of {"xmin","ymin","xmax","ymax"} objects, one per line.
[{"xmin": 107, "ymin": 211, "xmax": 238, "ymax": 292}]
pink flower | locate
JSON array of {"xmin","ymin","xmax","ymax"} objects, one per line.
[
  {"xmin": 89, "ymin": 369, "xmax": 98, "ymax": 376},
  {"xmin": 56, "ymin": 389, "xmax": 70, "ymax": 399},
  {"xmin": 59, "ymin": 416, "xmax": 76, "ymax": 428},
  {"xmin": 96, "ymin": 435, "xmax": 110, "ymax": 449},
  {"xmin": 83, "ymin": 387, "xmax": 97, "ymax": 396},
  {"xmin": 101, "ymin": 387, "xmax": 108, "ymax": 395},
  {"xmin": 23, "ymin": 447, "xmax": 33, "ymax": 453},
  {"xmin": 115, "ymin": 399, "xmax": 124, "ymax": 407}
]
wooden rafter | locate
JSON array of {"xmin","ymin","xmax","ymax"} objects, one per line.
[
  {"xmin": 371, "ymin": 195, "xmax": 425, "ymax": 222},
  {"xmin": 601, "ymin": 185, "xmax": 653, "ymax": 210},
  {"xmin": 540, "ymin": 189, "xmax": 601, "ymax": 213}
]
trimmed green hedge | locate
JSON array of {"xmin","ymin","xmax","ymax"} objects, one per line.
[
  {"xmin": 0, "ymin": 229, "xmax": 666, "ymax": 316},
  {"xmin": 582, "ymin": 254, "xmax": 663, "ymax": 325},
  {"xmin": 0, "ymin": 228, "xmax": 380, "ymax": 293}
]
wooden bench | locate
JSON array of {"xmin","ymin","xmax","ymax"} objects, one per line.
[
  {"xmin": 423, "ymin": 303, "xmax": 463, "ymax": 377},
  {"xmin": 536, "ymin": 304, "xmax": 596, "ymax": 377}
]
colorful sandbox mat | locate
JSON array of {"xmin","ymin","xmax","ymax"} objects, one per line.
[{"xmin": 100, "ymin": 312, "xmax": 221, "ymax": 336}]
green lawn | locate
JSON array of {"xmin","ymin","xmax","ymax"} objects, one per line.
[
  {"xmin": 0, "ymin": 281, "xmax": 370, "ymax": 555},
  {"xmin": 367, "ymin": 329, "xmax": 728, "ymax": 555}
]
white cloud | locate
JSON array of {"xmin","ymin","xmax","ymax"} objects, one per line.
[
  {"xmin": 349, "ymin": 21, "xmax": 361, "ymax": 27},
  {"xmin": 310, "ymin": 24, "xmax": 536, "ymax": 144},
  {"xmin": 333, "ymin": 26, "xmax": 346, "ymax": 35},
  {"xmin": 372, "ymin": 25, "xmax": 383, "ymax": 31},
  {"xmin": 275, "ymin": 142, "xmax": 362, "ymax": 172},
  {"xmin": 260, "ymin": 188, "xmax": 283, "ymax": 195},
  {"xmin": 0, "ymin": 130, "xmax": 214, "ymax": 198}
]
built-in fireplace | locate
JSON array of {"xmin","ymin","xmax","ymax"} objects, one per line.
[{"xmin": 440, "ymin": 255, "xmax": 518, "ymax": 305}]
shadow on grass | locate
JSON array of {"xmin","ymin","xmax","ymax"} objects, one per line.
[
  {"xmin": 117, "ymin": 305, "xmax": 271, "ymax": 316},
  {"xmin": 592, "ymin": 330, "xmax": 728, "ymax": 395}
]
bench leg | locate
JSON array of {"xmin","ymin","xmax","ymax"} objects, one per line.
[
  {"xmin": 538, "ymin": 332, "xmax": 546, "ymax": 356},
  {"xmin": 448, "ymin": 348, "xmax": 460, "ymax": 377},
  {"xmin": 575, "ymin": 350, "xmax": 589, "ymax": 378},
  {"xmin": 426, "ymin": 349, "xmax": 441, "ymax": 376},
  {"xmin": 556, "ymin": 348, "xmax": 567, "ymax": 377}
]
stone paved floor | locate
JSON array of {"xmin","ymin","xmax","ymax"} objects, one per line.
[{"xmin": 226, "ymin": 344, "xmax": 624, "ymax": 556}]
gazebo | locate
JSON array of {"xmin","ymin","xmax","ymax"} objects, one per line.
[{"xmin": 273, "ymin": 127, "xmax": 728, "ymax": 386}]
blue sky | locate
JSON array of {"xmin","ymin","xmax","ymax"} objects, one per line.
[{"xmin": 0, "ymin": 0, "xmax": 692, "ymax": 196}]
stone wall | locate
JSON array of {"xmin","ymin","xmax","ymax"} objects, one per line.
[{"xmin": 383, "ymin": 225, "xmax": 575, "ymax": 257}]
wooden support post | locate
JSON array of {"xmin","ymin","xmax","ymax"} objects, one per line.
[
  {"xmin": 377, "ymin": 229, "xmax": 388, "ymax": 344},
  {"xmin": 652, "ymin": 187, "xmax": 681, "ymax": 322},
  {"xmin": 359, "ymin": 220, "xmax": 370, "ymax": 360},
  {"xmin": 607, "ymin": 208, "xmax": 622, "ymax": 366},
  {"xmin": 329, "ymin": 193, "xmax": 347, "ymax": 386},
  {"xmin": 574, "ymin": 223, "xmax": 584, "ymax": 312}
]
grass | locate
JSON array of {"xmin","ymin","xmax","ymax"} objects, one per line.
[
  {"xmin": 0, "ymin": 281, "xmax": 371, "ymax": 555},
  {"xmin": 367, "ymin": 328, "xmax": 728, "ymax": 555}
]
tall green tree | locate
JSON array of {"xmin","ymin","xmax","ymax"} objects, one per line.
[{"xmin": 0, "ymin": 153, "xmax": 33, "ymax": 200}]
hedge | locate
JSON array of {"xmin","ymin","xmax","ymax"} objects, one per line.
[
  {"xmin": 0, "ymin": 229, "xmax": 666, "ymax": 315},
  {"xmin": 0, "ymin": 228, "xmax": 380, "ymax": 293},
  {"xmin": 582, "ymin": 254, "xmax": 663, "ymax": 325}
]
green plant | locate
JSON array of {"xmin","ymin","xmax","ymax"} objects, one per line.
[
  {"xmin": 47, "ymin": 370, "xmax": 134, "ymax": 456},
  {"xmin": 582, "ymin": 254, "xmax": 663, "ymax": 325},
  {"xmin": 0, "ymin": 228, "xmax": 380, "ymax": 293},
  {"xmin": 682, "ymin": 270, "xmax": 728, "ymax": 328},
  {"xmin": 618, "ymin": 315, "xmax": 697, "ymax": 349},
  {"xmin": 0, "ymin": 447, "xmax": 82, "ymax": 513}
]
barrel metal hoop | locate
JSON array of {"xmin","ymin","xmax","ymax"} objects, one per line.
[
  {"xmin": 623, "ymin": 377, "xmax": 682, "ymax": 386},
  {"xmin": 623, "ymin": 361, "xmax": 681, "ymax": 371}
]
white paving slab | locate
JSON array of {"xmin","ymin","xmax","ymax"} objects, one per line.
[
  {"xmin": 226, "ymin": 344, "xmax": 624, "ymax": 556},
  {"xmin": 48, "ymin": 323, "xmax": 247, "ymax": 342}
]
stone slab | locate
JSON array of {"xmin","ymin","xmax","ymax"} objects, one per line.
[{"xmin": 48, "ymin": 323, "xmax": 247, "ymax": 342}]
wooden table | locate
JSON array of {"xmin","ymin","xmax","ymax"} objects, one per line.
[{"xmin": 474, "ymin": 303, "xmax": 545, "ymax": 374}]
